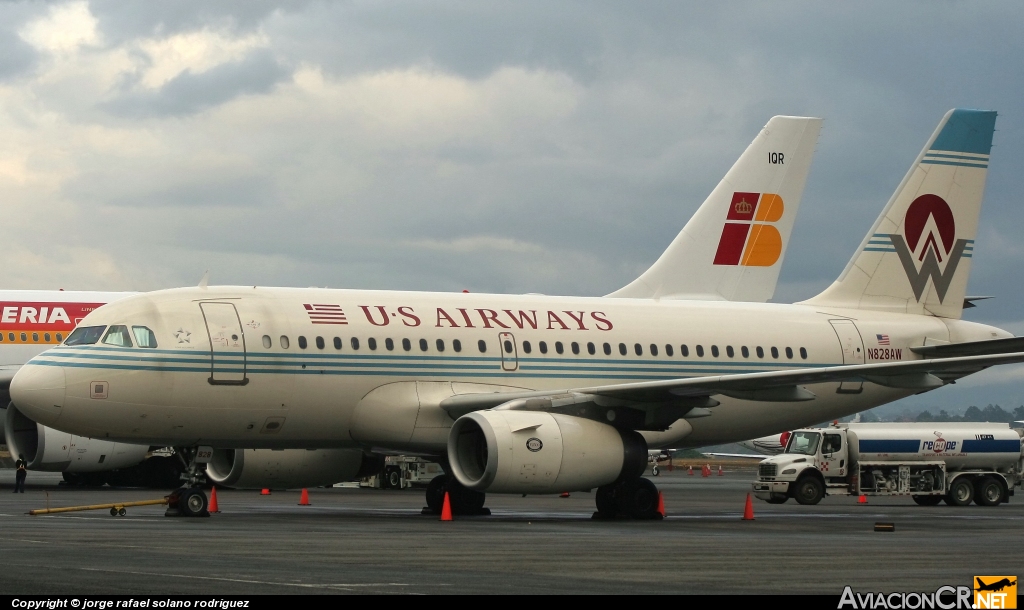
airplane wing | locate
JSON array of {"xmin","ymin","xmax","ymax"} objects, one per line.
[{"xmin": 440, "ymin": 347, "xmax": 1024, "ymax": 428}]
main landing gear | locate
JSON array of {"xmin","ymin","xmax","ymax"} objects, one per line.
[
  {"xmin": 424, "ymin": 475, "xmax": 490, "ymax": 516},
  {"xmin": 594, "ymin": 477, "xmax": 662, "ymax": 520},
  {"xmin": 164, "ymin": 447, "xmax": 211, "ymax": 518}
]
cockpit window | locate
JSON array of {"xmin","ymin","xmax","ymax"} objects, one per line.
[
  {"xmin": 101, "ymin": 325, "xmax": 134, "ymax": 347},
  {"xmin": 64, "ymin": 326, "xmax": 106, "ymax": 346},
  {"xmin": 132, "ymin": 326, "xmax": 158, "ymax": 348},
  {"xmin": 785, "ymin": 431, "xmax": 821, "ymax": 456}
]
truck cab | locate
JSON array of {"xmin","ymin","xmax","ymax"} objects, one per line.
[{"xmin": 752, "ymin": 428, "xmax": 849, "ymax": 505}]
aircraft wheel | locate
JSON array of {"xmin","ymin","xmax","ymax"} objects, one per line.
[
  {"xmin": 118, "ymin": 508, "xmax": 127, "ymax": 516},
  {"xmin": 110, "ymin": 507, "xmax": 118, "ymax": 516},
  {"xmin": 912, "ymin": 495, "xmax": 942, "ymax": 506},
  {"xmin": 616, "ymin": 478, "xmax": 661, "ymax": 520},
  {"xmin": 974, "ymin": 477, "xmax": 1003, "ymax": 507},
  {"xmin": 793, "ymin": 476, "xmax": 824, "ymax": 505},
  {"xmin": 449, "ymin": 481, "xmax": 486, "ymax": 514},
  {"xmin": 179, "ymin": 487, "xmax": 210, "ymax": 517},
  {"xmin": 425, "ymin": 475, "xmax": 447, "ymax": 514},
  {"xmin": 944, "ymin": 477, "xmax": 974, "ymax": 506},
  {"xmin": 652, "ymin": 465, "xmax": 659, "ymax": 476},
  {"xmin": 595, "ymin": 484, "xmax": 618, "ymax": 516}
]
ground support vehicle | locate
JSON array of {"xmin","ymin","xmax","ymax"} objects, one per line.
[
  {"xmin": 752, "ymin": 423, "xmax": 1023, "ymax": 506},
  {"xmin": 360, "ymin": 456, "xmax": 444, "ymax": 489}
]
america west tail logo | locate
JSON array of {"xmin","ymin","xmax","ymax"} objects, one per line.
[
  {"xmin": 866, "ymin": 194, "xmax": 974, "ymax": 303},
  {"xmin": 713, "ymin": 192, "xmax": 785, "ymax": 266}
]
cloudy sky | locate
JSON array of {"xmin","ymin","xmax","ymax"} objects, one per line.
[{"xmin": 2, "ymin": 1, "xmax": 1023, "ymax": 412}]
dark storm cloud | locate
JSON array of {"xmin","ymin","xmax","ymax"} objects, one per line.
[{"xmin": 102, "ymin": 49, "xmax": 291, "ymax": 117}]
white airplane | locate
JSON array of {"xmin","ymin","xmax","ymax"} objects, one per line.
[
  {"xmin": 2, "ymin": 115, "xmax": 822, "ymax": 491},
  {"xmin": 16, "ymin": 109, "xmax": 1016, "ymax": 522}
]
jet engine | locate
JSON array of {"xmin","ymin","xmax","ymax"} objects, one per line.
[
  {"xmin": 4, "ymin": 404, "xmax": 148, "ymax": 472},
  {"xmin": 206, "ymin": 448, "xmax": 379, "ymax": 489},
  {"xmin": 448, "ymin": 410, "xmax": 647, "ymax": 494}
]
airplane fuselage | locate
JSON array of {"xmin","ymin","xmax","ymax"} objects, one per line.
[{"xmin": 14, "ymin": 286, "xmax": 1008, "ymax": 454}]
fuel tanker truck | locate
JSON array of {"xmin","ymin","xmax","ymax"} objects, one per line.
[{"xmin": 752, "ymin": 423, "xmax": 1024, "ymax": 507}]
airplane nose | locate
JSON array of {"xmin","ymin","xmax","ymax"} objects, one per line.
[{"xmin": 9, "ymin": 363, "xmax": 66, "ymax": 427}]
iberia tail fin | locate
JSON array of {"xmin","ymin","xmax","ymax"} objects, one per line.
[
  {"xmin": 803, "ymin": 109, "xmax": 997, "ymax": 319},
  {"xmin": 608, "ymin": 116, "xmax": 822, "ymax": 301}
]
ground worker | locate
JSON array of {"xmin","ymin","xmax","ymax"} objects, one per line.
[{"xmin": 14, "ymin": 454, "xmax": 26, "ymax": 493}]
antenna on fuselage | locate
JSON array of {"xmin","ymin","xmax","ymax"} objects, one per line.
[{"xmin": 198, "ymin": 270, "xmax": 209, "ymax": 289}]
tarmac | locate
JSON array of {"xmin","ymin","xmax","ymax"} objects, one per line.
[{"xmin": 0, "ymin": 466, "xmax": 1020, "ymax": 595}]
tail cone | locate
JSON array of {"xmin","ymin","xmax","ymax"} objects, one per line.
[
  {"xmin": 440, "ymin": 491, "xmax": 453, "ymax": 521},
  {"xmin": 298, "ymin": 488, "xmax": 311, "ymax": 506},
  {"xmin": 742, "ymin": 493, "xmax": 755, "ymax": 521},
  {"xmin": 208, "ymin": 486, "xmax": 220, "ymax": 513}
]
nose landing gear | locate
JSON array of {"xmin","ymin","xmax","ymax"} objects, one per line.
[{"xmin": 164, "ymin": 447, "xmax": 211, "ymax": 518}]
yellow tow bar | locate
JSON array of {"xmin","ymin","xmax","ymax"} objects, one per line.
[{"xmin": 29, "ymin": 497, "xmax": 170, "ymax": 517}]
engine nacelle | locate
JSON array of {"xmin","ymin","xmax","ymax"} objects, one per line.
[
  {"xmin": 448, "ymin": 410, "xmax": 647, "ymax": 494},
  {"xmin": 4, "ymin": 404, "xmax": 148, "ymax": 472},
  {"xmin": 206, "ymin": 448, "xmax": 375, "ymax": 489}
]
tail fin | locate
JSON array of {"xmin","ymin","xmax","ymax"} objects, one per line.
[
  {"xmin": 608, "ymin": 116, "xmax": 822, "ymax": 301},
  {"xmin": 803, "ymin": 109, "xmax": 997, "ymax": 319}
]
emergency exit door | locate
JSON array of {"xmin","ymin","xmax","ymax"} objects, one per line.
[
  {"xmin": 829, "ymin": 319, "xmax": 864, "ymax": 394},
  {"xmin": 499, "ymin": 332, "xmax": 518, "ymax": 371},
  {"xmin": 200, "ymin": 302, "xmax": 248, "ymax": 385}
]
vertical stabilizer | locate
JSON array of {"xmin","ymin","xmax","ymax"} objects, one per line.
[
  {"xmin": 609, "ymin": 116, "xmax": 822, "ymax": 301},
  {"xmin": 803, "ymin": 109, "xmax": 996, "ymax": 319}
]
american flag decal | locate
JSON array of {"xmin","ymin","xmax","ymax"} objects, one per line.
[
  {"xmin": 304, "ymin": 304, "xmax": 348, "ymax": 325},
  {"xmin": 876, "ymin": 334, "xmax": 890, "ymax": 345}
]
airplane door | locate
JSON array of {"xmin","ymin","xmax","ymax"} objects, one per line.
[
  {"xmin": 829, "ymin": 319, "xmax": 864, "ymax": 394},
  {"xmin": 200, "ymin": 302, "xmax": 248, "ymax": 385},
  {"xmin": 498, "ymin": 332, "xmax": 518, "ymax": 371}
]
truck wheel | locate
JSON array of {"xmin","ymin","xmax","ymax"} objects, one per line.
[
  {"xmin": 793, "ymin": 477, "xmax": 824, "ymax": 505},
  {"xmin": 912, "ymin": 495, "xmax": 942, "ymax": 506},
  {"xmin": 386, "ymin": 468, "xmax": 402, "ymax": 489},
  {"xmin": 974, "ymin": 477, "xmax": 1003, "ymax": 507},
  {"xmin": 944, "ymin": 477, "xmax": 974, "ymax": 506}
]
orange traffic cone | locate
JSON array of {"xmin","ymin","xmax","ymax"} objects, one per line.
[
  {"xmin": 298, "ymin": 488, "xmax": 311, "ymax": 506},
  {"xmin": 858, "ymin": 494, "xmax": 868, "ymax": 504},
  {"xmin": 440, "ymin": 491, "xmax": 453, "ymax": 521},
  {"xmin": 742, "ymin": 493, "xmax": 755, "ymax": 520},
  {"xmin": 718, "ymin": 465, "xmax": 724, "ymax": 476},
  {"xmin": 559, "ymin": 492, "xmax": 570, "ymax": 498},
  {"xmin": 656, "ymin": 491, "xmax": 666, "ymax": 518},
  {"xmin": 688, "ymin": 465, "xmax": 693, "ymax": 476},
  {"xmin": 260, "ymin": 488, "xmax": 271, "ymax": 495},
  {"xmin": 208, "ymin": 486, "xmax": 220, "ymax": 513},
  {"xmin": 702, "ymin": 464, "xmax": 710, "ymax": 478}
]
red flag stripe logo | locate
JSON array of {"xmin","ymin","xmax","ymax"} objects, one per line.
[{"xmin": 303, "ymin": 304, "xmax": 348, "ymax": 325}]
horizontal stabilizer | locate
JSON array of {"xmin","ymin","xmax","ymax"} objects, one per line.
[{"xmin": 910, "ymin": 336, "xmax": 1024, "ymax": 358}]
